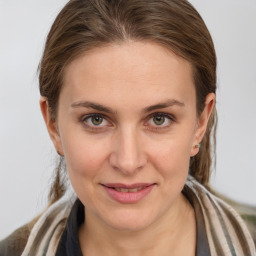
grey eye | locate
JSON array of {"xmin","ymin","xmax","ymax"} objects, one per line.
[
  {"xmin": 153, "ymin": 116, "xmax": 166, "ymax": 125},
  {"xmin": 90, "ymin": 116, "xmax": 104, "ymax": 126}
]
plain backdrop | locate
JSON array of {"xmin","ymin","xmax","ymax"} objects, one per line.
[{"xmin": 0, "ymin": 0, "xmax": 255, "ymax": 239}]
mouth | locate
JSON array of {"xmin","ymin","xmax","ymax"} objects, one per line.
[
  {"xmin": 101, "ymin": 183, "xmax": 156, "ymax": 203},
  {"xmin": 102, "ymin": 183, "xmax": 154, "ymax": 192},
  {"xmin": 110, "ymin": 187, "xmax": 145, "ymax": 193}
]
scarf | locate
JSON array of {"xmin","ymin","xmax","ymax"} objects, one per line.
[{"xmin": 21, "ymin": 176, "xmax": 256, "ymax": 256}]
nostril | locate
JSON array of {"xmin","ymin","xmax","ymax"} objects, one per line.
[{"xmin": 113, "ymin": 166, "xmax": 120, "ymax": 171}]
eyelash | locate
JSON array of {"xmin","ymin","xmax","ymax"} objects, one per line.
[
  {"xmin": 146, "ymin": 112, "xmax": 175, "ymax": 130},
  {"xmin": 80, "ymin": 114, "xmax": 108, "ymax": 130},
  {"xmin": 80, "ymin": 112, "xmax": 175, "ymax": 132}
]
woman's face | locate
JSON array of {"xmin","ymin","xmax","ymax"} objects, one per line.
[{"xmin": 42, "ymin": 41, "xmax": 213, "ymax": 231}]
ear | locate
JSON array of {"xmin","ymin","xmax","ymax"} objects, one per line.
[
  {"xmin": 40, "ymin": 97, "xmax": 64, "ymax": 156},
  {"xmin": 190, "ymin": 93, "xmax": 215, "ymax": 156}
]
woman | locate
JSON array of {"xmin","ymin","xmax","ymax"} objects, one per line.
[{"xmin": 0, "ymin": 0, "xmax": 255, "ymax": 255}]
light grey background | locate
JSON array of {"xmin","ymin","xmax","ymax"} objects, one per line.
[{"xmin": 0, "ymin": 0, "xmax": 255, "ymax": 239}]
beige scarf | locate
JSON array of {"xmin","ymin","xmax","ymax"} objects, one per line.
[{"xmin": 21, "ymin": 176, "xmax": 256, "ymax": 256}]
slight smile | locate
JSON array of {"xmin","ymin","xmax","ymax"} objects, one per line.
[{"xmin": 101, "ymin": 183, "xmax": 156, "ymax": 204}]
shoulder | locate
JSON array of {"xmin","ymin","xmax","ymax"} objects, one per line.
[
  {"xmin": 0, "ymin": 224, "xmax": 31, "ymax": 256},
  {"xmin": 0, "ymin": 193, "xmax": 77, "ymax": 256},
  {"xmin": 212, "ymin": 190, "xmax": 256, "ymax": 246},
  {"xmin": 184, "ymin": 175, "xmax": 256, "ymax": 254}
]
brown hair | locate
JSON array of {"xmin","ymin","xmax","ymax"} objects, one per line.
[{"xmin": 39, "ymin": 0, "xmax": 217, "ymax": 205}]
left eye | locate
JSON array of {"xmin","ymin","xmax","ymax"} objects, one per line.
[
  {"xmin": 148, "ymin": 114, "xmax": 173, "ymax": 127},
  {"xmin": 152, "ymin": 116, "xmax": 166, "ymax": 125}
]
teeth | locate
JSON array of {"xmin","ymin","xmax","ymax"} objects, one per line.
[
  {"xmin": 114, "ymin": 187, "xmax": 144, "ymax": 192},
  {"xmin": 129, "ymin": 188, "xmax": 139, "ymax": 192},
  {"xmin": 120, "ymin": 188, "xmax": 129, "ymax": 193}
]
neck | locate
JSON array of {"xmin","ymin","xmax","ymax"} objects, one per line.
[{"xmin": 79, "ymin": 194, "xmax": 196, "ymax": 256}]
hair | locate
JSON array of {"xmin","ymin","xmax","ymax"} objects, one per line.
[{"xmin": 39, "ymin": 0, "xmax": 217, "ymax": 206}]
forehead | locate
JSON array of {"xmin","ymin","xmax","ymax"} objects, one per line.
[{"xmin": 61, "ymin": 41, "xmax": 196, "ymax": 109}]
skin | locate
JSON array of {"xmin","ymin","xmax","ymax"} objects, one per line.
[{"xmin": 41, "ymin": 41, "xmax": 215, "ymax": 256}]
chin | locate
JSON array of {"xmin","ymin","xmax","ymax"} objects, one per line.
[{"xmin": 100, "ymin": 207, "xmax": 159, "ymax": 232}]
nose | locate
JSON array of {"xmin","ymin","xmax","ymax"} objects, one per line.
[{"xmin": 109, "ymin": 127, "xmax": 147, "ymax": 175}]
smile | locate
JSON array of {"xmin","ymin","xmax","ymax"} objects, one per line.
[
  {"xmin": 112, "ymin": 187, "xmax": 144, "ymax": 192},
  {"xmin": 101, "ymin": 183, "xmax": 156, "ymax": 203}
]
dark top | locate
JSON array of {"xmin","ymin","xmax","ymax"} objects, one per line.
[{"xmin": 56, "ymin": 199, "xmax": 84, "ymax": 256}]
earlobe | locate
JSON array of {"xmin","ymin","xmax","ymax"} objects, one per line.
[
  {"xmin": 190, "ymin": 93, "xmax": 215, "ymax": 156},
  {"xmin": 39, "ymin": 97, "xmax": 64, "ymax": 156}
]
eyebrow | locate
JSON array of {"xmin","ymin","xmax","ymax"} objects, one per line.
[
  {"xmin": 71, "ymin": 101, "xmax": 114, "ymax": 113},
  {"xmin": 71, "ymin": 99, "xmax": 185, "ymax": 114},
  {"xmin": 143, "ymin": 99, "xmax": 185, "ymax": 112}
]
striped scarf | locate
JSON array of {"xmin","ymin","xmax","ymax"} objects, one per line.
[{"xmin": 21, "ymin": 176, "xmax": 256, "ymax": 256}]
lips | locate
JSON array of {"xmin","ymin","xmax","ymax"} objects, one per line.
[{"xmin": 101, "ymin": 183, "xmax": 155, "ymax": 203}]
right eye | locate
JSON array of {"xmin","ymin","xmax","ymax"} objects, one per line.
[{"xmin": 81, "ymin": 114, "xmax": 109, "ymax": 129}]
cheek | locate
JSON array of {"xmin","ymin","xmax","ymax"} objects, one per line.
[
  {"xmin": 61, "ymin": 131, "xmax": 109, "ymax": 178},
  {"xmin": 148, "ymin": 130, "xmax": 195, "ymax": 177},
  {"xmin": 153, "ymin": 144, "xmax": 190, "ymax": 175},
  {"xmin": 61, "ymin": 134, "xmax": 111, "ymax": 204}
]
